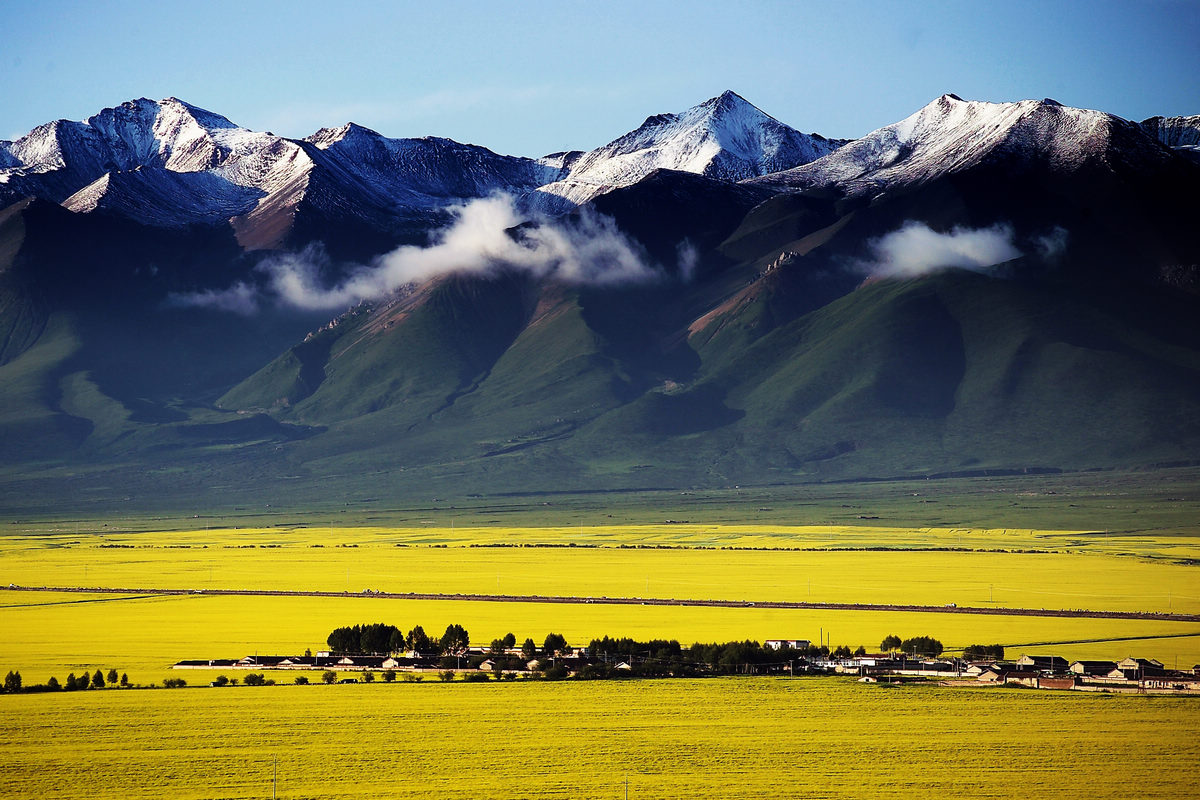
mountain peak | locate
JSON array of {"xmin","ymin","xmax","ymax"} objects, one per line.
[
  {"xmin": 305, "ymin": 121, "xmax": 383, "ymax": 148},
  {"xmin": 754, "ymin": 94, "xmax": 1176, "ymax": 198},
  {"xmin": 526, "ymin": 91, "xmax": 846, "ymax": 212},
  {"xmin": 708, "ymin": 89, "xmax": 752, "ymax": 108}
]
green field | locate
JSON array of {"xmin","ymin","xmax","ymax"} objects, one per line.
[{"xmin": 2, "ymin": 678, "xmax": 1197, "ymax": 800}]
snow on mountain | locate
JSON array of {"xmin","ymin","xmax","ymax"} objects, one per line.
[
  {"xmin": 1141, "ymin": 115, "xmax": 1200, "ymax": 163},
  {"xmin": 63, "ymin": 167, "xmax": 265, "ymax": 227},
  {"xmin": 752, "ymin": 94, "xmax": 1177, "ymax": 198},
  {"xmin": 0, "ymin": 98, "xmax": 301, "ymax": 223},
  {"xmin": 304, "ymin": 122, "xmax": 561, "ymax": 206},
  {"xmin": 527, "ymin": 91, "xmax": 847, "ymax": 213},
  {"xmin": 0, "ymin": 98, "xmax": 565, "ymax": 237}
]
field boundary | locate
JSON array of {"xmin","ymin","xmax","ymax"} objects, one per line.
[{"xmin": 5, "ymin": 585, "xmax": 1200, "ymax": 623}]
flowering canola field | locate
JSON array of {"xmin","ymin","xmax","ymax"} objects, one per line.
[
  {"xmin": 2, "ymin": 524, "xmax": 1197, "ymax": 613},
  {"xmin": 2, "ymin": 678, "xmax": 1198, "ymax": 800},
  {"xmin": 3, "ymin": 523, "xmax": 1200, "ymax": 684}
]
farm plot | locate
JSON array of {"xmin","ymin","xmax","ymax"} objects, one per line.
[
  {"xmin": 2, "ymin": 525, "xmax": 1198, "ymax": 614},
  {"xmin": 1, "ymin": 678, "xmax": 1198, "ymax": 800}
]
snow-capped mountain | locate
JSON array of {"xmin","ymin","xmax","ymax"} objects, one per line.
[
  {"xmin": 753, "ymin": 94, "xmax": 1178, "ymax": 198},
  {"xmin": 305, "ymin": 123, "xmax": 561, "ymax": 205},
  {"xmin": 0, "ymin": 98, "xmax": 563, "ymax": 246},
  {"xmin": 1141, "ymin": 115, "xmax": 1200, "ymax": 163},
  {"xmin": 526, "ymin": 90, "xmax": 848, "ymax": 212}
]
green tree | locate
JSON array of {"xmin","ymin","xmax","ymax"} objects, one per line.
[
  {"xmin": 490, "ymin": 638, "xmax": 506, "ymax": 656},
  {"xmin": 881, "ymin": 635, "xmax": 902, "ymax": 652},
  {"xmin": 65, "ymin": 672, "xmax": 77, "ymax": 691},
  {"xmin": 244, "ymin": 673, "xmax": 266, "ymax": 686},
  {"xmin": 213, "ymin": 675, "xmax": 230, "ymax": 687},
  {"xmin": 4, "ymin": 671, "xmax": 21, "ymax": 692},
  {"xmin": 503, "ymin": 632, "xmax": 517, "ymax": 648},
  {"xmin": 363, "ymin": 671, "xmax": 376, "ymax": 683},
  {"xmin": 438, "ymin": 670, "xmax": 456, "ymax": 682},
  {"xmin": 900, "ymin": 636, "xmax": 944, "ymax": 657},
  {"xmin": 295, "ymin": 676, "xmax": 310, "ymax": 685},
  {"xmin": 77, "ymin": 672, "xmax": 90, "ymax": 690},
  {"xmin": 47, "ymin": 676, "xmax": 61, "ymax": 691},
  {"xmin": 854, "ymin": 645, "xmax": 867, "ymax": 656},
  {"xmin": 120, "ymin": 673, "xmax": 130, "ymax": 687},
  {"xmin": 521, "ymin": 638, "xmax": 537, "ymax": 659},
  {"xmin": 383, "ymin": 669, "xmax": 396, "ymax": 682},
  {"xmin": 106, "ymin": 668, "xmax": 119, "ymax": 685},
  {"xmin": 406, "ymin": 626, "xmax": 431, "ymax": 653},
  {"xmin": 963, "ymin": 644, "xmax": 1005, "ymax": 660},
  {"xmin": 440, "ymin": 624, "xmax": 470, "ymax": 654},
  {"xmin": 543, "ymin": 632, "xmax": 568, "ymax": 656},
  {"xmin": 321, "ymin": 670, "xmax": 337, "ymax": 685},
  {"xmin": 93, "ymin": 669, "xmax": 105, "ymax": 689}
]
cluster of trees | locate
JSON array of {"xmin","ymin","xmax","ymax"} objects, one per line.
[
  {"xmin": 324, "ymin": 623, "xmax": 575, "ymax": 660},
  {"xmin": 242, "ymin": 673, "xmax": 274, "ymax": 686},
  {"xmin": 326, "ymin": 623, "xmax": 406, "ymax": 655},
  {"xmin": 881, "ymin": 635, "xmax": 944, "ymax": 657},
  {"xmin": 4, "ymin": 668, "xmax": 129, "ymax": 693},
  {"xmin": 962, "ymin": 644, "xmax": 1005, "ymax": 660},
  {"xmin": 325, "ymin": 623, "xmax": 474, "ymax": 655}
]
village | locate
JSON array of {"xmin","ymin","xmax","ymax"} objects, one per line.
[{"xmin": 172, "ymin": 635, "xmax": 1200, "ymax": 695}]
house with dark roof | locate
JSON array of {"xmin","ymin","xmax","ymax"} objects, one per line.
[
  {"xmin": 1015, "ymin": 655, "xmax": 1068, "ymax": 672},
  {"xmin": 1070, "ymin": 660, "xmax": 1118, "ymax": 676}
]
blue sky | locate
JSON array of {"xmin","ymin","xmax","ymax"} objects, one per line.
[{"xmin": 3, "ymin": 0, "xmax": 1198, "ymax": 156}]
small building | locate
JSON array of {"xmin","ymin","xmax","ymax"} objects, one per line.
[
  {"xmin": 977, "ymin": 666, "xmax": 1009, "ymax": 683},
  {"xmin": 765, "ymin": 639, "xmax": 811, "ymax": 651},
  {"xmin": 1015, "ymin": 655, "xmax": 1068, "ymax": 672},
  {"xmin": 478, "ymin": 659, "xmax": 496, "ymax": 672},
  {"xmin": 613, "ymin": 661, "xmax": 633, "ymax": 671},
  {"xmin": 1003, "ymin": 670, "xmax": 1041, "ymax": 688},
  {"xmin": 1070, "ymin": 660, "xmax": 1117, "ymax": 676},
  {"xmin": 1118, "ymin": 657, "xmax": 1164, "ymax": 671},
  {"xmin": 237, "ymin": 655, "xmax": 287, "ymax": 668}
]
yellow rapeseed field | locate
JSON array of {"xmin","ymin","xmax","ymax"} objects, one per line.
[
  {"xmin": 2, "ymin": 524, "xmax": 1197, "ymax": 614},
  {"xmin": 1, "ymin": 678, "xmax": 1197, "ymax": 799},
  {"xmin": 5, "ymin": 592, "xmax": 1199, "ymax": 686}
]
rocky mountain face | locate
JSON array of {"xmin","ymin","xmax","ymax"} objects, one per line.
[{"xmin": 0, "ymin": 91, "xmax": 1198, "ymax": 512}]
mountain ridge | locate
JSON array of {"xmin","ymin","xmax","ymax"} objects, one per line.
[{"xmin": 0, "ymin": 90, "xmax": 1198, "ymax": 510}]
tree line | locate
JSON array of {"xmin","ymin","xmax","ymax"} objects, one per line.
[
  {"xmin": 325, "ymin": 623, "xmax": 570, "ymax": 659},
  {"xmin": 3, "ymin": 668, "xmax": 128, "ymax": 693}
]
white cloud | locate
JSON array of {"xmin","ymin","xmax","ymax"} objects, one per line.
[
  {"xmin": 854, "ymin": 221, "xmax": 1022, "ymax": 278},
  {"xmin": 175, "ymin": 193, "xmax": 660, "ymax": 313}
]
